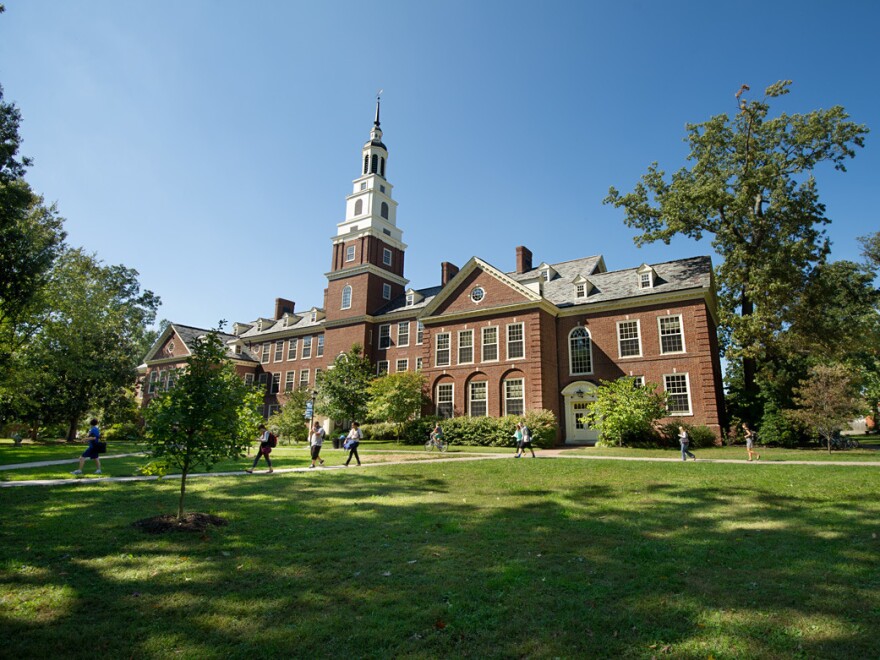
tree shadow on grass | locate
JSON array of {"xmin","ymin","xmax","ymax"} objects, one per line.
[{"xmin": 0, "ymin": 461, "xmax": 878, "ymax": 658}]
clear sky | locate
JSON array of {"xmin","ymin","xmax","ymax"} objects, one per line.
[{"xmin": 1, "ymin": 0, "xmax": 877, "ymax": 331}]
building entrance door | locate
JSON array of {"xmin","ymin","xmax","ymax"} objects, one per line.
[{"xmin": 561, "ymin": 382, "xmax": 599, "ymax": 444}]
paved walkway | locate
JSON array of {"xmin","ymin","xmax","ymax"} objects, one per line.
[{"xmin": 2, "ymin": 449, "xmax": 878, "ymax": 488}]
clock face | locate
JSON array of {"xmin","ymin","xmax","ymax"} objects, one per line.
[{"xmin": 470, "ymin": 286, "xmax": 485, "ymax": 303}]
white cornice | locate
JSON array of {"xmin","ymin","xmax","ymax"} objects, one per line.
[
  {"xmin": 557, "ymin": 288, "xmax": 718, "ymax": 324},
  {"xmin": 331, "ymin": 227, "xmax": 407, "ymax": 252},
  {"xmin": 325, "ymin": 263, "xmax": 409, "ymax": 287}
]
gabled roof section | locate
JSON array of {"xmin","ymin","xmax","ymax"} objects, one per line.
[
  {"xmin": 143, "ymin": 324, "xmax": 240, "ymax": 363},
  {"xmin": 373, "ymin": 285, "xmax": 443, "ymax": 316},
  {"xmin": 422, "ymin": 256, "xmax": 544, "ymax": 317}
]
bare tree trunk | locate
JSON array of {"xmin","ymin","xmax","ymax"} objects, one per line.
[
  {"xmin": 178, "ymin": 470, "xmax": 187, "ymax": 520},
  {"xmin": 66, "ymin": 416, "xmax": 80, "ymax": 442},
  {"xmin": 741, "ymin": 294, "xmax": 758, "ymax": 397}
]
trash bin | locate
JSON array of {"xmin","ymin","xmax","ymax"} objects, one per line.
[{"xmin": 333, "ymin": 434, "xmax": 345, "ymax": 449}]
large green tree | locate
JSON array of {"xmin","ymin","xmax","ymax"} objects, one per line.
[
  {"xmin": 316, "ymin": 344, "xmax": 373, "ymax": 425},
  {"xmin": 368, "ymin": 371, "xmax": 427, "ymax": 439},
  {"xmin": 786, "ymin": 364, "xmax": 865, "ymax": 452},
  {"xmin": 6, "ymin": 248, "xmax": 160, "ymax": 439},
  {"xmin": 605, "ymin": 81, "xmax": 868, "ymax": 398},
  {"xmin": 142, "ymin": 328, "xmax": 263, "ymax": 519},
  {"xmin": 0, "ymin": 84, "xmax": 66, "ymax": 371}
]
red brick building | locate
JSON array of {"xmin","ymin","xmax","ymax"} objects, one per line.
[{"xmin": 141, "ymin": 102, "xmax": 726, "ymax": 443}]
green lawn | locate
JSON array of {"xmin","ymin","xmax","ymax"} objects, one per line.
[{"xmin": 1, "ymin": 457, "xmax": 878, "ymax": 658}]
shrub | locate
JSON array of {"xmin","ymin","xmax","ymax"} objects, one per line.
[
  {"xmin": 658, "ymin": 423, "xmax": 716, "ymax": 449},
  {"xmin": 587, "ymin": 377, "xmax": 667, "ymax": 447},
  {"xmin": 759, "ymin": 406, "xmax": 808, "ymax": 447},
  {"xmin": 366, "ymin": 411, "xmax": 558, "ymax": 448},
  {"xmin": 104, "ymin": 421, "xmax": 144, "ymax": 443}
]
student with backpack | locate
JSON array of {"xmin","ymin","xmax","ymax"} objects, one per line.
[
  {"xmin": 246, "ymin": 424, "xmax": 276, "ymax": 473},
  {"xmin": 516, "ymin": 421, "xmax": 536, "ymax": 458}
]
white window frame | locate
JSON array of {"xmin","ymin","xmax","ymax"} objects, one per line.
[
  {"xmin": 482, "ymin": 326, "xmax": 499, "ymax": 362},
  {"xmin": 575, "ymin": 283, "xmax": 586, "ymax": 298},
  {"xmin": 396, "ymin": 358, "xmax": 408, "ymax": 372},
  {"xmin": 458, "ymin": 329, "xmax": 474, "ymax": 365},
  {"xmin": 301, "ymin": 336, "xmax": 313, "ymax": 359},
  {"xmin": 506, "ymin": 323, "xmax": 525, "ymax": 360},
  {"xmin": 274, "ymin": 340, "xmax": 284, "ymax": 362},
  {"xmin": 258, "ymin": 373, "xmax": 269, "ymax": 390},
  {"xmin": 382, "ymin": 283, "xmax": 392, "ymax": 300},
  {"xmin": 383, "ymin": 248, "xmax": 392, "ymax": 266},
  {"xmin": 469, "ymin": 381, "xmax": 488, "ymax": 417},
  {"xmin": 148, "ymin": 370, "xmax": 159, "ymax": 394},
  {"xmin": 617, "ymin": 320, "xmax": 643, "ymax": 358},
  {"xmin": 377, "ymin": 360, "xmax": 389, "ymax": 376},
  {"xmin": 568, "ymin": 327, "xmax": 593, "ymax": 375},
  {"xmin": 415, "ymin": 357, "xmax": 423, "ymax": 371},
  {"xmin": 244, "ymin": 373, "xmax": 255, "ymax": 387},
  {"xmin": 436, "ymin": 383, "xmax": 454, "ymax": 418},
  {"xmin": 288, "ymin": 337, "xmax": 298, "ymax": 360},
  {"xmin": 416, "ymin": 321, "xmax": 424, "ymax": 345},
  {"xmin": 261, "ymin": 343, "xmax": 270, "ymax": 364},
  {"xmin": 397, "ymin": 321, "xmax": 410, "ymax": 347},
  {"xmin": 270, "ymin": 372, "xmax": 281, "ymax": 394},
  {"xmin": 284, "ymin": 371, "xmax": 296, "ymax": 392},
  {"xmin": 658, "ymin": 315, "xmax": 686, "ymax": 354},
  {"xmin": 504, "ymin": 378, "xmax": 525, "ymax": 416},
  {"xmin": 632, "ymin": 376, "xmax": 645, "ymax": 388},
  {"xmin": 435, "ymin": 332, "xmax": 451, "ymax": 367},
  {"xmin": 346, "ymin": 245, "xmax": 356, "ymax": 262},
  {"xmin": 379, "ymin": 324, "xmax": 391, "ymax": 349},
  {"xmin": 299, "ymin": 369, "xmax": 310, "ymax": 389},
  {"xmin": 316, "ymin": 335, "xmax": 324, "ymax": 357},
  {"xmin": 341, "ymin": 285, "xmax": 352, "ymax": 310},
  {"xmin": 640, "ymin": 272, "xmax": 653, "ymax": 289},
  {"xmin": 406, "ymin": 292, "xmax": 414, "ymax": 307},
  {"xmin": 664, "ymin": 373, "xmax": 692, "ymax": 415}
]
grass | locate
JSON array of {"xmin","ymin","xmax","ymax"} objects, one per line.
[{"xmin": 1, "ymin": 455, "xmax": 879, "ymax": 658}]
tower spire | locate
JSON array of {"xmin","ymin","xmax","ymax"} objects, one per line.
[{"xmin": 374, "ymin": 89, "xmax": 382, "ymax": 127}]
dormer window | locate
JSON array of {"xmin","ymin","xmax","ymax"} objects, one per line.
[
  {"xmin": 575, "ymin": 283, "xmax": 586, "ymax": 298},
  {"xmin": 640, "ymin": 272, "xmax": 652, "ymax": 289},
  {"xmin": 234, "ymin": 344, "xmax": 242, "ymax": 355},
  {"xmin": 406, "ymin": 292, "xmax": 414, "ymax": 307},
  {"xmin": 310, "ymin": 310, "xmax": 317, "ymax": 322},
  {"xmin": 542, "ymin": 270, "xmax": 551, "ymax": 282}
]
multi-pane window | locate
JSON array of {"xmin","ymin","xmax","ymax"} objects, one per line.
[
  {"xmin": 396, "ymin": 359, "xmax": 408, "ymax": 372},
  {"xmin": 415, "ymin": 357, "xmax": 423, "ymax": 371},
  {"xmin": 632, "ymin": 376, "xmax": 645, "ymax": 388},
  {"xmin": 288, "ymin": 337, "xmax": 298, "ymax": 360},
  {"xmin": 398, "ymin": 321, "xmax": 410, "ymax": 347},
  {"xmin": 316, "ymin": 335, "xmax": 324, "ymax": 357},
  {"xmin": 267, "ymin": 404, "xmax": 280, "ymax": 417},
  {"xmin": 507, "ymin": 323, "xmax": 525, "ymax": 360},
  {"xmin": 482, "ymin": 327, "xmax": 498, "ymax": 362},
  {"xmin": 469, "ymin": 381, "xmax": 487, "ymax": 417},
  {"xmin": 299, "ymin": 370, "xmax": 310, "ymax": 389},
  {"xmin": 406, "ymin": 292, "xmax": 414, "ymax": 306},
  {"xmin": 274, "ymin": 341, "xmax": 284, "ymax": 362},
  {"xmin": 436, "ymin": 383, "xmax": 454, "ymax": 418},
  {"xmin": 285, "ymin": 371, "xmax": 296, "ymax": 392},
  {"xmin": 417, "ymin": 321, "xmax": 424, "ymax": 344},
  {"xmin": 261, "ymin": 343, "xmax": 270, "ymax": 364},
  {"xmin": 659, "ymin": 315, "xmax": 685, "ymax": 354},
  {"xmin": 383, "ymin": 248, "xmax": 392, "ymax": 266},
  {"xmin": 576, "ymin": 283, "xmax": 586, "ymax": 298},
  {"xmin": 270, "ymin": 373, "xmax": 281, "ymax": 394},
  {"xmin": 377, "ymin": 360, "xmax": 389, "ymax": 376},
  {"xmin": 617, "ymin": 320, "xmax": 642, "ymax": 358},
  {"xmin": 346, "ymin": 245, "xmax": 356, "ymax": 261},
  {"xmin": 435, "ymin": 332, "xmax": 451, "ymax": 366},
  {"xmin": 302, "ymin": 336, "xmax": 313, "ymax": 359},
  {"xmin": 569, "ymin": 327, "xmax": 593, "ymax": 375},
  {"xmin": 379, "ymin": 324, "xmax": 391, "ymax": 349},
  {"xmin": 148, "ymin": 371, "xmax": 159, "ymax": 394},
  {"xmin": 640, "ymin": 272, "xmax": 652, "ymax": 289},
  {"xmin": 244, "ymin": 373, "xmax": 255, "ymax": 387},
  {"xmin": 382, "ymin": 283, "xmax": 392, "ymax": 300},
  {"xmin": 664, "ymin": 373, "xmax": 691, "ymax": 414},
  {"xmin": 458, "ymin": 329, "xmax": 474, "ymax": 364},
  {"xmin": 258, "ymin": 373, "xmax": 269, "ymax": 390},
  {"xmin": 504, "ymin": 378, "xmax": 525, "ymax": 416},
  {"xmin": 341, "ymin": 285, "xmax": 352, "ymax": 310}
]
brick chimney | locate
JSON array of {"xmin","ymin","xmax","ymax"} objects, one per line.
[
  {"xmin": 516, "ymin": 246, "xmax": 533, "ymax": 274},
  {"xmin": 274, "ymin": 297, "xmax": 295, "ymax": 320},
  {"xmin": 441, "ymin": 262, "xmax": 459, "ymax": 286}
]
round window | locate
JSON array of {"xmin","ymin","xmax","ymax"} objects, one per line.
[{"xmin": 470, "ymin": 287, "xmax": 485, "ymax": 303}]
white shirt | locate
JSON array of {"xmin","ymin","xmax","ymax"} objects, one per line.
[{"xmin": 310, "ymin": 427, "xmax": 325, "ymax": 446}]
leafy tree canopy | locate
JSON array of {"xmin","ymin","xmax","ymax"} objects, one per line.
[
  {"xmin": 586, "ymin": 377, "xmax": 668, "ymax": 446},
  {"xmin": 368, "ymin": 371, "xmax": 427, "ymax": 438},
  {"xmin": 316, "ymin": 344, "xmax": 373, "ymax": 424}
]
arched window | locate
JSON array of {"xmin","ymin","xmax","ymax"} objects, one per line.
[
  {"xmin": 569, "ymin": 327, "xmax": 593, "ymax": 375},
  {"xmin": 363, "ymin": 155, "xmax": 369, "ymax": 175},
  {"xmin": 381, "ymin": 202, "xmax": 389, "ymax": 219},
  {"xmin": 341, "ymin": 285, "xmax": 352, "ymax": 310},
  {"xmin": 380, "ymin": 157, "xmax": 386, "ymax": 177},
  {"xmin": 354, "ymin": 199, "xmax": 363, "ymax": 215},
  {"xmin": 371, "ymin": 154, "xmax": 378, "ymax": 174}
]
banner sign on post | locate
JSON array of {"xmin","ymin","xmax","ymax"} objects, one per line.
[{"xmin": 305, "ymin": 401, "xmax": 314, "ymax": 420}]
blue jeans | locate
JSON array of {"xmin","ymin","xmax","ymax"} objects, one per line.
[{"xmin": 681, "ymin": 443, "xmax": 695, "ymax": 461}]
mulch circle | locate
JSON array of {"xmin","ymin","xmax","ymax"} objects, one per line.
[{"xmin": 132, "ymin": 512, "xmax": 228, "ymax": 534}]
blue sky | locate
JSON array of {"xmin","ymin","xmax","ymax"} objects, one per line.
[{"xmin": 1, "ymin": 1, "xmax": 877, "ymax": 330}]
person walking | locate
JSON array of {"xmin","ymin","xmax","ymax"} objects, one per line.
[
  {"xmin": 512, "ymin": 422, "xmax": 524, "ymax": 457},
  {"xmin": 743, "ymin": 422, "xmax": 760, "ymax": 461},
  {"xmin": 309, "ymin": 421, "xmax": 326, "ymax": 468},
  {"xmin": 71, "ymin": 418, "xmax": 103, "ymax": 475},
  {"xmin": 679, "ymin": 425, "xmax": 696, "ymax": 461},
  {"xmin": 343, "ymin": 421, "xmax": 363, "ymax": 466},
  {"xmin": 517, "ymin": 421, "xmax": 536, "ymax": 458},
  {"xmin": 245, "ymin": 424, "xmax": 275, "ymax": 473}
]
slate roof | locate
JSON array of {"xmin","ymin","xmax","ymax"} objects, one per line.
[
  {"xmin": 508, "ymin": 255, "xmax": 713, "ymax": 308},
  {"xmin": 374, "ymin": 285, "xmax": 444, "ymax": 316},
  {"xmin": 238, "ymin": 312, "xmax": 326, "ymax": 339},
  {"xmin": 161, "ymin": 324, "xmax": 259, "ymax": 363}
]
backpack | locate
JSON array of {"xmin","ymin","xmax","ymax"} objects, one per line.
[{"xmin": 267, "ymin": 432, "xmax": 278, "ymax": 448}]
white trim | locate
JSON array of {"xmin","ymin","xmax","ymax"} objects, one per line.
[
  {"xmin": 468, "ymin": 380, "xmax": 488, "ymax": 417},
  {"xmin": 664, "ymin": 372, "xmax": 692, "ymax": 415},
  {"xmin": 568, "ymin": 326, "xmax": 593, "ymax": 376},
  {"xmin": 301, "ymin": 336, "xmax": 313, "ymax": 359},
  {"xmin": 481, "ymin": 326, "xmax": 499, "ymax": 363},
  {"xmin": 436, "ymin": 382, "xmax": 454, "ymax": 418},
  {"xmin": 503, "ymin": 377, "xmax": 525, "ymax": 416},
  {"xmin": 458, "ymin": 329, "xmax": 474, "ymax": 365},
  {"xmin": 377, "ymin": 360, "xmax": 389, "ymax": 375},
  {"xmin": 341, "ymin": 285, "xmax": 352, "ymax": 310},
  {"xmin": 435, "ymin": 332, "xmax": 451, "ymax": 367},
  {"xmin": 287, "ymin": 337, "xmax": 298, "ymax": 361},
  {"xmin": 379, "ymin": 324, "xmax": 391, "ymax": 349},
  {"xmin": 299, "ymin": 369, "xmax": 310, "ymax": 389},
  {"xmin": 397, "ymin": 321, "xmax": 410, "ymax": 347},
  {"xmin": 396, "ymin": 358, "xmax": 409, "ymax": 372},
  {"xmin": 506, "ymin": 322, "xmax": 525, "ymax": 361},
  {"xmin": 346, "ymin": 245, "xmax": 356, "ymax": 262},
  {"xmin": 382, "ymin": 283, "xmax": 392, "ymax": 300},
  {"xmin": 658, "ymin": 314, "xmax": 686, "ymax": 354}
]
